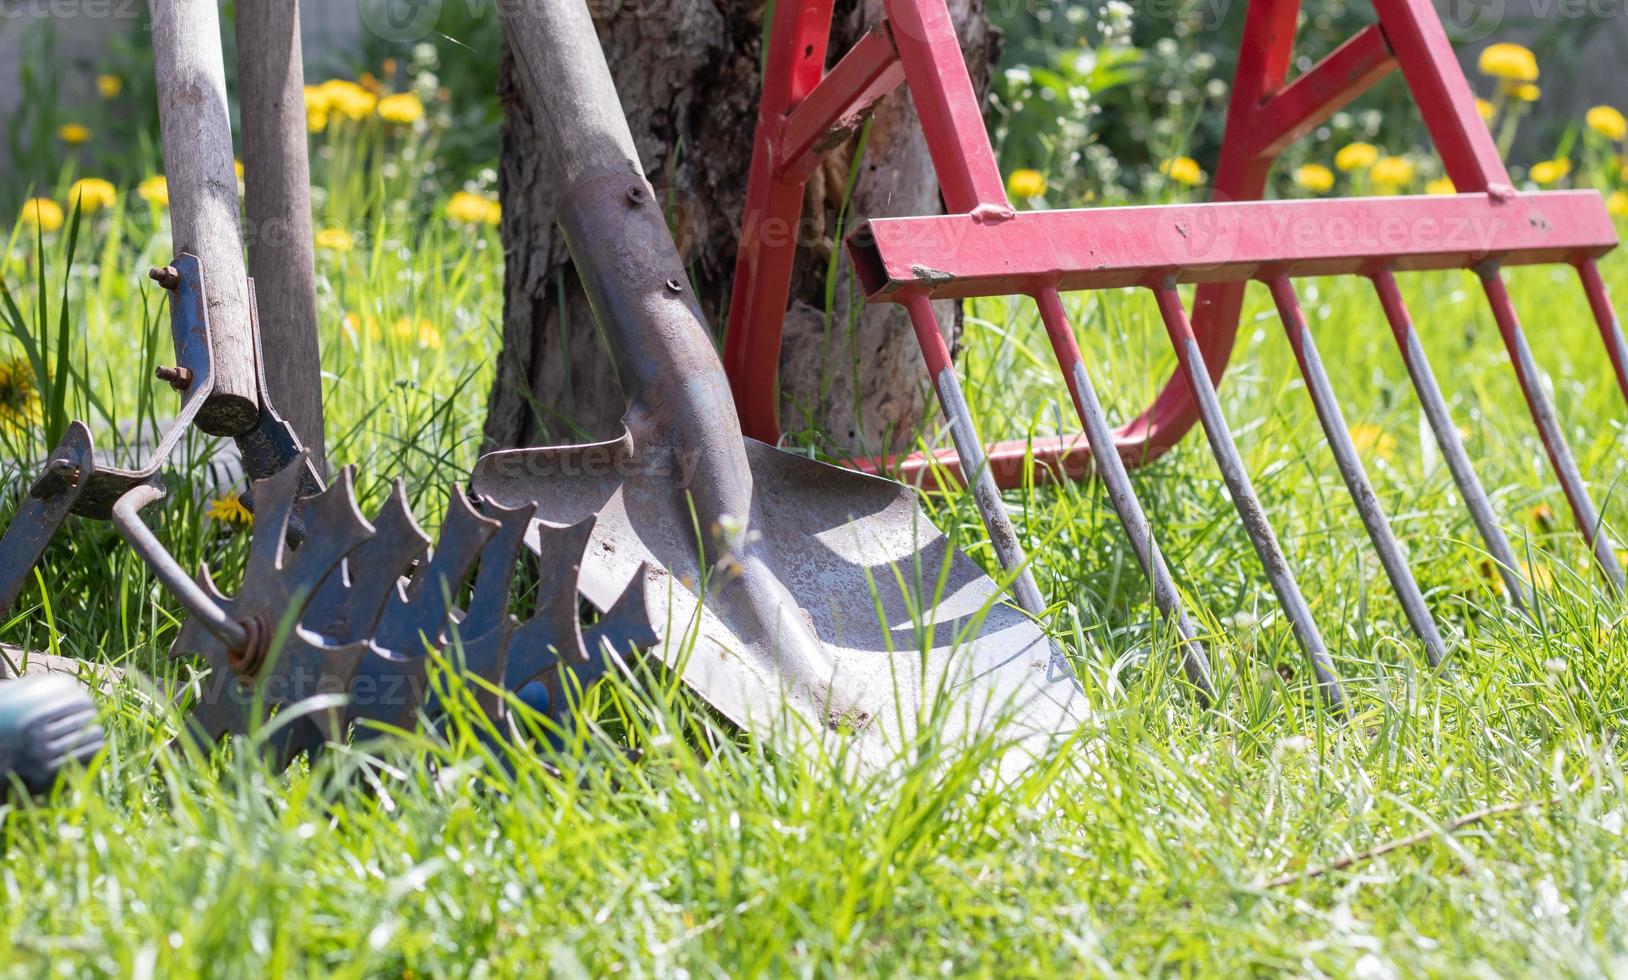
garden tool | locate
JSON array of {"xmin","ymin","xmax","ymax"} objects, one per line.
[
  {"xmin": 472, "ymin": 1, "xmax": 1085, "ymax": 772},
  {"xmin": 0, "ymin": 673, "xmax": 103, "ymax": 797},
  {"xmin": 725, "ymin": 0, "xmax": 1628, "ymax": 714},
  {"xmin": 0, "ymin": 0, "xmax": 653, "ymax": 764}
]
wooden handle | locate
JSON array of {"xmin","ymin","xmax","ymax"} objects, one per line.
[
  {"xmin": 236, "ymin": 0, "xmax": 325, "ymax": 468},
  {"xmin": 150, "ymin": 0, "xmax": 260, "ymax": 436}
]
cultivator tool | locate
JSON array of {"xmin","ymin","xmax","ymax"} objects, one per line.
[{"xmin": 726, "ymin": 0, "xmax": 1628, "ymax": 711}]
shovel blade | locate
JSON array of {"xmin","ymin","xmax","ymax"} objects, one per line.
[{"xmin": 473, "ymin": 437, "xmax": 1085, "ymax": 770}]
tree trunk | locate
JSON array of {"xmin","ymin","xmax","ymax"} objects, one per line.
[{"xmin": 483, "ymin": 1, "xmax": 996, "ymax": 455}]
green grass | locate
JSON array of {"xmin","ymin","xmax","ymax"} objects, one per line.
[{"xmin": 3, "ymin": 177, "xmax": 1628, "ymax": 975}]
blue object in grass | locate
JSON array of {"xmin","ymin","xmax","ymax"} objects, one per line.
[{"xmin": 0, "ymin": 674, "xmax": 103, "ymax": 796}]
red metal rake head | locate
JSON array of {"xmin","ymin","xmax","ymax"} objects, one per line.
[{"xmin": 726, "ymin": 0, "xmax": 1628, "ymax": 714}]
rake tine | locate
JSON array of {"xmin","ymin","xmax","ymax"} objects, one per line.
[
  {"xmin": 1150, "ymin": 281, "xmax": 1348, "ymax": 716},
  {"xmin": 1266, "ymin": 275, "xmax": 1450, "ymax": 668},
  {"xmin": 1575, "ymin": 258, "xmax": 1628, "ymax": 407},
  {"xmin": 1370, "ymin": 268, "xmax": 1529, "ymax": 611},
  {"xmin": 1477, "ymin": 264, "xmax": 1626, "ymax": 593},
  {"xmin": 1033, "ymin": 288, "xmax": 1215, "ymax": 701},
  {"xmin": 901, "ymin": 292, "xmax": 1050, "ymax": 619}
]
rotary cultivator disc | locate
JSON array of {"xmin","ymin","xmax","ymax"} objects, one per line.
[{"xmin": 152, "ymin": 455, "xmax": 657, "ymax": 767}]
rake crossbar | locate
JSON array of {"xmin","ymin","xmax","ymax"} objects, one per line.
[{"xmin": 848, "ymin": 192, "xmax": 1617, "ymax": 300}]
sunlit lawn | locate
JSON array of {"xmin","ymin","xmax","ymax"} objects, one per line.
[{"xmin": 1, "ymin": 158, "xmax": 1627, "ymax": 974}]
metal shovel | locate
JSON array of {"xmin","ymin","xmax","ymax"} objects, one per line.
[{"xmin": 474, "ymin": 3, "xmax": 1084, "ymax": 770}]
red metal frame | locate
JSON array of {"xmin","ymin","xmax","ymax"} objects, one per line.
[{"xmin": 725, "ymin": 0, "xmax": 1625, "ymax": 487}]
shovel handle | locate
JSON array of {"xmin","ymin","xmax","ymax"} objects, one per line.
[{"xmin": 150, "ymin": 0, "xmax": 260, "ymax": 437}]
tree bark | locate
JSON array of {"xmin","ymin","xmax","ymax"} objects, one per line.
[{"xmin": 484, "ymin": 1, "xmax": 996, "ymax": 455}]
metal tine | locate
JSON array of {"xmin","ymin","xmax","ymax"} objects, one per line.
[
  {"xmin": 1149, "ymin": 281, "xmax": 1349, "ymax": 717},
  {"xmin": 1370, "ymin": 268, "xmax": 1529, "ymax": 610},
  {"xmin": 1477, "ymin": 264, "xmax": 1626, "ymax": 593},
  {"xmin": 1266, "ymin": 275, "xmax": 1450, "ymax": 669},
  {"xmin": 901, "ymin": 292, "xmax": 1051, "ymax": 621},
  {"xmin": 1032, "ymin": 287, "xmax": 1216, "ymax": 701},
  {"xmin": 1576, "ymin": 258, "xmax": 1628, "ymax": 406}
]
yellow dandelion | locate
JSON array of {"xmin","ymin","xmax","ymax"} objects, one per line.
[
  {"xmin": 1587, "ymin": 105, "xmax": 1627, "ymax": 141},
  {"xmin": 377, "ymin": 92, "xmax": 425, "ymax": 125},
  {"xmin": 1475, "ymin": 98, "xmax": 1496, "ymax": 122},
  {"xmin": 1607, "ymin": 190, "xmax": 1628, "ymax": 217},
  {"xmin": 1292, "ymin": 163, "xmax": 1334, "ymax": 193},
  {"xmin": 57, "ymin": 123, "xmax": 91, "ymax": 145},
  {"xmin": 1478, "ymin": 42, "xmax": 1538, "ymax": 83},
  {"xmin": 1159, "ymin": 156, "xmax": 1205, "ymax": 186},
  {"xmin": 1348, "ymin": 423, "xmax": 1396, "ymax": 461},
  {"xmin": 0, "ymin": 357, "xmax": 41, "ymax": 432},
  {"xmin": 67, "ymin": 177, "xmax": 117, "ymax": 214},
  {"xmin": 96, "ymin": 74, "xmax": 122, "ymax": 99},
  {"xmin": 1529, "ymin": 158, "xmax": 1570, "ymax": 185},
  {"xmin": 19, "ymin": 198, "xmax": 64, "ymax": 233},
  {"xmin": 1370, "ymin": 156, "xmax": 1415, "ymax": 188},
  {"xmin": 206, "ymin": 491, "xmax": 253, "ymax": 526},
  {"xmin": 137, "ymin": 175, "xmax": 169, "ymax": 207},
  {"xmin": 343, "ymin": 311, "xmax": 382, "ymax": 343},
  {"xmin": 315, "ymin": 227, "xmax": 355, "ymax": 252},
  {"xmin": 1334, "ymin": 142, "xmax": 1379, "ymax": 172},
  {"xmin": 1507, "ymin": 82, "xmax": 1540, "ymax": 103},
  {"xmin": 1006, "ymin": 168, "xmax": 1046, "ymax": 199},
  {"xmin": 391, "ymin": 317, "xmax": 442, "ymax": 350},
  {"xmin": 446, "ymin": 191, "xmax": 501, "ymax": 226},
  {"xmin": 318, "ymin": 79, "xmax": 377, "ymax": 121},
  {"xmin": 1425, "ymin": 177, "xmax": 1456, "ymax": 195}
]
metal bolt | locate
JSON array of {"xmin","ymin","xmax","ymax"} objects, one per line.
[
  {"xmin": 149, "ymin": 266, "xmax": 180, "ymax": 290},
  {"xmin": 665, "ymin": 278, "xmax": 684, "ymax": 293},
  {"xmin": 155, "ymin": 365, "xmax": 194, "ymax": 391},
  {"xmin": 626, "ymin": 185, "xmax": 646, "ymax": 205},
  {"xmin": 28, "ymin": 459, "xmax": 79, "ymax": 499}
]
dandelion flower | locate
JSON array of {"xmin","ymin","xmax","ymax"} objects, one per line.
[
  {"xmin": 1006, "ymin": 168, "xmax": 1046, "ymax": 199},
  {"xmin": 0, "ymin": 357, "xmax": 41, "ymax": 433},
  {"xmin": 392, "ymin": 316, "xmax": 442, "ymax": 350},
  {"xmin": 446, "ymin": 191, "xmax": 501, "ymax": 226},
  {"xmin": 1370, "ymin": 156, "xmax": 1415, "ymax": 188},
  {"xmin": 315, "ymin": 227, "xmax": 355, "ymax": 252},
  {"xmin": 18, "ymin": 198, "xmax": 64, "ymax": 233},
  {"xmin": 96, "ymin": 74, "xmax": 122, "ymax": 98},
  {"xmin": 1348, "ymin": 423, "xmax": 1396, "ymax": 461},
  {"xmin": 377, "ymin": 92, "xmax": 425, "ymax": 125},
  {"xmin": 1587, "ymin": 105, "xmax": 1627, "ymax": 141},
  {"xmin": 1425, "ymin": 177, "xmax": 1456, "ymax": 195},
  {"xmin": 137, "ymin": 175, "xmax": 169, "ymax": 207},
  {"xmin": 206, "ymin": 492, "xmax": 253, "ymax": 526},
  {"xmin": 57, "ymin": 123, "xmax": 91, "ymax": 145},
  {"xmin": 1508, "ymin": 82, "xmax": 1540, "ymax": 103},
  {"xmin": 1528, "ymin": 159, "xmax": 1570, "ymax": 185},
  {"xmin": 1478, "ymin": 42, "xmax": 1538, "ymax": 82},
  {"xmin": 67, "ymin": 177, "xmax": 117, "ymax": 214},
  {"xmin": 318, "ymin": 79, "xmax": 377, "ymax": 121},
  {"xmin": 1608, "ymin": 190, "xmax": 1628, "ymax": 217},
  {"xmin": 1475, "ymin": 98, "xmax": 1496, "ymax": 122},
  {"xmin": 1159, "ymin": 156, "xmax": 1205, "ymax": 186},
  {"xmin": 1292, "ymin": 163, "xmax": 1334, "ymax": 193},
  {"xmin": 1334, "ymin": 142, "xmax": 1378, "ymax": 171}
]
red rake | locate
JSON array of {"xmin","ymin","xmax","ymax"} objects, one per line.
[{"xmin": 725, "ymin": 0, "xmax": 1628, "ymax": 712}]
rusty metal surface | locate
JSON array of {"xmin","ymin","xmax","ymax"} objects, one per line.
[
  {"xmin": 163, "ymin": 456, "xmax": 654, "ymax": 765},
  {"xmin": 0, "ymin": 423, "xmax": 94, "ymax": 618}
]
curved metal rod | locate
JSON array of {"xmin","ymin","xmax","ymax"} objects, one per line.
[{"xmin": 111, "ymin": 483, "xmax": 249, "ymax": 650}]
